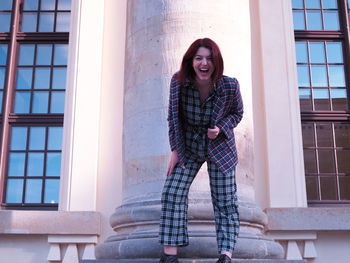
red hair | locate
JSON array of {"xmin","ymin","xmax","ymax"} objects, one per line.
[{"xmin": 177, "ymin": 38, "xmax": 224, "ymax": 85}]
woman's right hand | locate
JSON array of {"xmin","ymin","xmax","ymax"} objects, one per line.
[{"xmin": 166, "ymin": 150, "xmax": 185, "ymax": 176}]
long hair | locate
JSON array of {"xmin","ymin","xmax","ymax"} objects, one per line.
[{"xmin": 177, "ymin": 38, "xmax": 224, "ymax": 85}]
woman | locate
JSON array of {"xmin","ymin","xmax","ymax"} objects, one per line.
[{"xmin": 159, "ymin": 38, "xmax": 243, "ymax": 263}]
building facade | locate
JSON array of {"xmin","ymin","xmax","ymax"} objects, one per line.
[{"xmin": 0, "ymin": 0, "xmax": 349, "ymax": 262}]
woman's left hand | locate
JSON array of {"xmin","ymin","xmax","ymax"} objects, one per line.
[{"xmin": 207, "ymin": 126, "xmax": 220, "ymax": 139}]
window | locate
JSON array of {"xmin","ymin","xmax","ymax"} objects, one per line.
[
  {"xmin": 292, "ymin": 0, "xmax": 350, "ymax": 205},
  {"xmin": 0, "ymin": 0, "xmax": 71, "ymax": 210}
]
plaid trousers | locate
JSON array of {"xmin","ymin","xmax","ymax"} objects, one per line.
[{"xmin": 159, "ymin": 159, "xmax": 240, "ymax": 253}]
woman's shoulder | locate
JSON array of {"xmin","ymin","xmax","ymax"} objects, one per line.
[
  {"xmin": 216, "ymin": 75, "xmax": 239, "ymax": 94},
  {"xmin": 221, "ymin": 75, "xmax": 239, "ymax": 86}
]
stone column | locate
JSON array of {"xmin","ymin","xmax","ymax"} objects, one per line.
[{"xmin": 96, "ymin": 0, "xmax": 283, "ymax": 260}]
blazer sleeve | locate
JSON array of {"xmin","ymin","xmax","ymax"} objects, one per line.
[
  {"xmin": 167, "ymin": 74, "xmax": 177, "ymax": 151},
  {"xmin": 216, "ymin": 78, "xmax": 244, "ymax": 139}
]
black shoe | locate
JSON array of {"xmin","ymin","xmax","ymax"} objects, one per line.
[
  {"xmin": 216, "ymin": 254, "xmax": 231, "ymax": 263},
  {"xmin": 159, "ymin": 254, "xmax": 179, "ymax": 263}
]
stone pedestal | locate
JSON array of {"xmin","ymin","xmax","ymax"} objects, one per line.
[{"xmin": 96, "ymin": 0, "xmax": 284, "ymax": 260}]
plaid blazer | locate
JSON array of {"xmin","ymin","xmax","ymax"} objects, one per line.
[{"xmin": 168, "ymin": 72, "xmax": 244, "ymax": 175}]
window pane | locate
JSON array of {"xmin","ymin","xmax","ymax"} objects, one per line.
[
  {"xmin": 54, "ymin": 44, "xmax": 68, "ymax": 65},
  {"xmin": 52, "ymin": 68, "xmax": 66, "ymax": 90},
  {"xmin": 306, "ymin": 176, "xmax": 319, "ymax": 200},
  {"xmin": 21, "ymin": 13, "xmax": 38, "ymax": 32},
  {"xmin": 334, "ymin": 123, "xmax": 350, "ymax": 147},
  {"xmin": 0, "ymin": 68, "xmax": 5, "ymax": 89},
  {"xmin": 309, "ymin": 42, "xmax": 325, "ymax": 63},
  {"xmin": 307, "ymin": 11, "xmax": 323, "ymax": 30},
  {"xmin": 29, "ymin": 127, "xmax": 46, "ymax": 150},
  {"xmin": 32, "ymin": 91, "xmax": 49, "ymax": 113},
  {"xmin": 311, "ymin": 65, "xmax": 328, "ymax": 86},
  {"xmin": 299, "ymin": 88, "xmax": 313, "ymax": 111},
  {"xmin": 41, "ymin": 0, "xmax": 56, "ymax": 10},
  {"xmin": 25, "ymin": 179, "xmax": 42, "ymax": 203},
  {"xmin": 337, "ymin": 150, "xmax": 350, "ymax": 174},
  {"xmin": 46, "ymin": 153, "xmax": 61, "ymax": 177},
  {"xmin": 0, "ymin": 44, "xmax": 8, "ymax": 65},
  {"xmin": 14, "ymin": 91, "xmax": 31, "ymax": 113},
  {"xmin": 293, "ymin": 0, "xmax": 304, "ymax": 8},
  {"xmin": 8, "ymin": 153, "xmax": 26, "ymax": 177},
  {"xmin": 27, "ymin": 153, "xmax": 44, "ymax": 177},
  {"xmin": 44, "ymin": 179, "xmax": 60, "ymax": 204},
  {"xmin": 23, "ymin": 0, "xmax": 39, "ymax": 10},
  {"xmin": 306, "ymin": 0, "xmax": 321, "ymax": 8},
  {"xmin": 0, "ymin": 91, "xmax": 3, "ymax": 112},
  {"xmin": 324, "ymin": 11, "xmax": 340, "ymax": 30},
  {"xmin": 36, "ymin": 44, "xmax": 52, "ymax": 65},
  {"xmin": 297, "ymin": 65, "xmax": 310, "ymax": 86},
  {"xmin": 34, "ymin": 68, "xmax": 51, "ymax": 89},
  {"xmin": 10, "ymin": 127, "xmax": 28, "ymax": 150},
  {"xmin": 19, "ymin": 45, "xmax": 35, "ymax": 65},
  {"xmin": 318, "ymin": 150, "xmax": 335, "ymax": 173},
  {"xmin": 56, "ymin": 12, "xmax": 70, "ymax": 32},
  {"xmin": 16, "ymin": 68, "xmax": 33, "ymax": 90},
  {"xmin": 327, "ymin": 42, "xmax": 343, "ymax": 63},
  {"xmin": 302, "ymin": 123, "xmax": 315, "ymax": 147},
  {"xmin": 316, "ymin": 123, "xmax": 333, "ymax": 146},
  {"xmin": 320, "ymin": 176, "xmax": 337, "ymax": 200},
  {"xmin": 0, "ymin": 13, "xmax": 11, "ymax": 32},
  {"xmin": 322, "ymin": 0, "xmax": 337, "ymax": 9},
  {"xmin": 6, "ymin": 179, "xmax": 24, "ymax": 203},
  {"xmin": 293, "ymin": 10, "xmax": 306, "ymax": 30},
  {"xmin": 304, "ymin": 149, "xmax": 317, "ymax": 173},
  {"xmin": 58, "ymin": 0, "xmax": 71, "ymax": 10},
  {"xmin": 48, "ymin": 127, "xmax": 62, "ymax": 150},
  {"xmin": 0, "ymin": 0, "xmax": 13, "ymax": 10},
  {"xmin": 331, "ymin": 89, "xmax": 348, "ymax": 111},
  {"xmin": 51, "ymin": 91, "xmax": 65, "ymax": 113},
  {"xmin": 39, "ymin": 13, "xmax": 54, "ymax": 32},
  {"xmin": 296, "ymin": 42, "xmax": 308, "ymax": 63},
  {"xmin": 329, "ymin": 65, "xmax": 345, "ymax": 87},
  {"xmin": 314, "ymin": 88, "xmax": 330, "ymax": 110},
  {"xmin": 339, "ymin": 177, "xmax": 350, "ymax": 200}
]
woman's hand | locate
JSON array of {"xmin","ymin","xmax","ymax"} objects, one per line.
[
  {"xmin": 207, "ymin": 126, "xmax": 220, "ymax": 139},
  {"xmin": 167, "ymin": 150, "xmax": 185, "ymax": 176}
]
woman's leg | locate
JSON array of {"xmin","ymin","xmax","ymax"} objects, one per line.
[{"xmin": 207, "ymin": 161, "xmax": 240, "ymax": 257}]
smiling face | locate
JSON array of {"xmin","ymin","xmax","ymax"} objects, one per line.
[{"xmin": 192, "ymin": 47, "xmax": 215, "ymax": 83}]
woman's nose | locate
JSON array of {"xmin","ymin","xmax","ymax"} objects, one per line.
[{"xmin": 202, "ymin": 58, "xmax": 208, "ymax": 65}]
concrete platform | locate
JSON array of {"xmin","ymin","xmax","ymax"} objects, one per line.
[{"xmin": 82, "ymin": 259, "xmax": 306, "ymax": 263}]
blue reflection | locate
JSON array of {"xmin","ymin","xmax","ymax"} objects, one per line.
[
  {"xmin": 0, "ymin": 44, "xmax": 8, "ymax": 65},
  {"xmin": 311, "ymin": 65, "xmax": 328, "ymax": 86},
  {"xmin": 16, "ymin": 68, "xmax": 33, "ymax": 90},
  {"xmin": 14, "ymin": 91, "xmax": 31, "ymax": 113},
  {"xmin": 48, "ymin": 127, "xmax": 63, "ymax": 150},
  {"xmin": 296, "ymin": 42, "xmax": 308, "ymax": 63},
  {"xmin": 293, "ymin": 11, "xmax": 305, "ymax": 30},
  {"xmin": 21, "ymin": 13, "xmax": 38, "ymax": 32},
  {"xmin": 0, "ymin": 91, "xmax": 2, "ymax": 112},
  {"xmin": 327, "ymin": 42, "xmax": 343, "ymax": 63},
  {"xmin": 19, "ymin": 45, "xmax": 35, "ymax": 65},
  {"xmin": 293, "ymin": 0, "xmax": 304, "ymax": 8},
  {"xmin": 52, "ymin": 68, "xmax": 67, "ymax": 90},
  {"xmin": 58, "ymin": 0, "xmax": 71, "ymax": 10},
  {"xmin": 309, "ymin": 42, "xmax": 325, "ymax": 63},
  {"xmin": 324, "ymin": 11, "xmax": 340, "ymax": 30},
  {"xmin": 56, "ymin": 13, "xmax": 71, "ymax": 32},
  {"xmin": 25, "ymin": 179, "xmax": 42, "ymax": 203},
  {"xmin": 32, "ymin": 91, "xmax": 49, "ymax": 113},
  {"xmin": 307, "ymin": 11, "xmax": 322, "ymax": 30},
  {"xmin": 297, "ymin": 65, "xmax": 310, "ymax": 87},
  {"xmin": 313, "ymin": 89, "xmax": 329, "ymax": 99},
  {"xmin": 299, "ymin": 88, "xmax": 311, "ymax": 99},
  {"xmin": 41, "ymin": 0, "xmax": 55, "ymax": 10},
  {"xmin": 23, "ymin": 0, "xmax": 38, "ymax": 10},
  {"xmin": 34, "ymin": 68, "xmax": 51, "ymax": 89},
  {"xmin": 331, "ymin": 89, "xmax": 347, "ymax": 99},
  {"xmin": 29, "ymin": 127, "xmax": 46, "ymax": 150},
  {"xmin": 36, "ymin": 45, "xmax": 52, "ymax": 65},
  {"xmin": 0, "ymin": 0, "xmax": 13, "ymax": 10},
  {"xmin": 0, "ymin": 68, "xmax": 5, "ymax": 89},
  {"xmin": 306, "ymin": 0, "xmax": 321, "ymax": 8},
  {"xmin": 0, "ymin": 13, "xmax": 11, "ymax": 32},
  {"xmin": 6, "ymin": 179, "xmax": 24, "ymax": 203},
  {"xmin": 329, "ymin": 65, "xmax": 345, "ymax": 87},
  {"xmin": 51, "ymin": 91, "xmax": 65, "ymax": 113},
  {"xmin": 8, "ymin": 153, "xmax": 26, "ymax": 177},
  {"xmin": 46, "ymin": 153, "xmax": 61, "ymax": 177},
  {"xmin": 54, "ymin": 45, "xmax": 68, "ymax": 65},
  {"xmin": 39, "ymin": 13, "xmax": 54, "ymax": 32},
  {"xmin": 44, "ymin": 179, "xmax": 60, "ymax": 204},
  {"xmin": 322, "ymin": 0, "xmax": 338, "ymax": 8},
  {"xmin": 27, "ymin": 153, "xmax": 44, "ymax": 177},
  {"xmin": 10, "ymin": 127, "xmax": 28, "ymax": 150}
]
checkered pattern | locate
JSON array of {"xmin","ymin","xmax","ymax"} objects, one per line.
[{"xmin": 159, "ymin": 83, "xmax": 240, "ymax": 253}]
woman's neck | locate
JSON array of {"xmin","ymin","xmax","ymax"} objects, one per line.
[{"xmin": 194, "ymin": 78, "xmax": 212, "ymax": 90}]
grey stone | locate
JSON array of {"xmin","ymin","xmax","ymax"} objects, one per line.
[{"xmin": 82, "ymin": 260, "xmax": 306, "ymax": 263}]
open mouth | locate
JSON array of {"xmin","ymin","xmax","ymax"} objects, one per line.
[{"xmin": 199, "ymin": 69, "xmax": 209, "ymax": 73}]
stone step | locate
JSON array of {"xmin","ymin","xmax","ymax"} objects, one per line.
[{"xmin": 82, "ymin": 259, "xmax": 306, "ymax": 263}]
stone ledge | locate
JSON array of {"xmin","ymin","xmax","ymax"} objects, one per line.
[
  {"xmin": 0, "ymin": 210, "xmax": 100, "ymax": 235},
  {"xmin": 82, "ymin": 260, "xmax": 306, "ymax": 263},
  {"xmin": 265, "ymin": 207, "xmax": 350, "ymax": 231}
]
